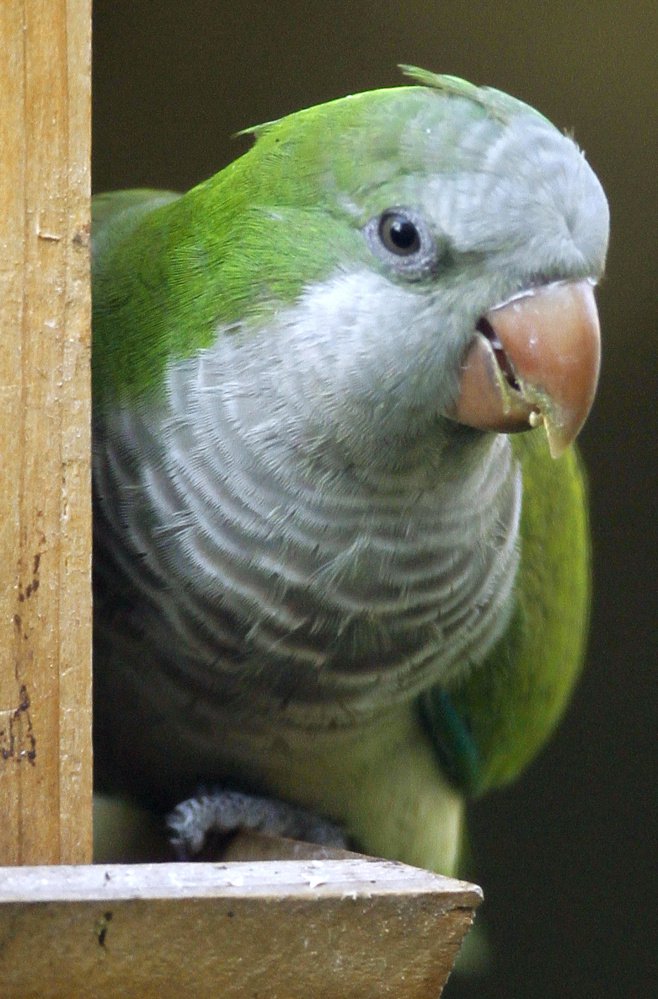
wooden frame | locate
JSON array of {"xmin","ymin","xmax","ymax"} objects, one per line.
[
  {"xmin": 0, "ymin": 0, "xmax": 92, "ymax": 868},
  {"xmin": 0, "ymin": 3, "xmax": 481, "ymax": 994},
  {"xmin": 0, "ymin": 858, "xmax": 481, "ymax": 997}
]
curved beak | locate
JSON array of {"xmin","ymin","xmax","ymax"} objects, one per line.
[{"xmin": 450, "ymin": 280, "xmax": 601, "ymax": 458}]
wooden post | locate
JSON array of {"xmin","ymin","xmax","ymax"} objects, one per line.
[{"xmin": 0, "ymin": 0, "xmax": 92, "ymax": 865}]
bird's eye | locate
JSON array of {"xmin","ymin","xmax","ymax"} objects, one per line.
[
  {"xmin": 364, "ymin": 207, "xmax": 443, "ymax": 280},
  {"xmin": 378, "ymin": 212, "xmax": 422, "ymax": 256}
]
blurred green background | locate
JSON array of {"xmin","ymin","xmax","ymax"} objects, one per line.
[{"xmin": 93, "ymin": 3, "xmax": 655, "ymax": 995}]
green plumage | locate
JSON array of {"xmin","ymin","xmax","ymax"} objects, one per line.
[
  {"xmin": 92, "ymin": 72, "xmax": 560, "ymax": 402},
  {"xmin": 422, "ymin": 431, "xmax": 590, "ymax": 796},
  {"xmin": 91, "ymin": 71, "xmax": 607, "ymax": 875}
]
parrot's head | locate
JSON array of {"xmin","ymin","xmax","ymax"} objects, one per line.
[{"xmin": 188, "ymin": 68, "xmax": 609, "ymax": 472}]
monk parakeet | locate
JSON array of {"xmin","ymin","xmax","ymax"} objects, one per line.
[{"xmin": 92, "ymin": 69, "xmax": 608, "ymax": 874}]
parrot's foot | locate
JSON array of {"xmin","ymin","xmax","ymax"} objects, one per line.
[{"xmin": 167, "ymin": 787, "xmax": 348, "ymax": 859}]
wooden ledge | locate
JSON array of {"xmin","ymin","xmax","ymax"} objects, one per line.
[{"xmin": 0, "ymin": 856, "xmax": 481, "ymax": 998}]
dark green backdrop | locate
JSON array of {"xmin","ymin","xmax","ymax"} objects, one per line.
[{"xmin": 93, "ymin": 4, "xmax": 656, "ymax": 996}]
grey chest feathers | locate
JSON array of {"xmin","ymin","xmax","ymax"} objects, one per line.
[{"xmin": 94, "ymin": 344, "xmax": 521, "ymax": 731}]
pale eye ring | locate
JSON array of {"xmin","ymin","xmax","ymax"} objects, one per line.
[{"xmin": 364, "ymin": 206, "xmax": 443, "ymax": 280}]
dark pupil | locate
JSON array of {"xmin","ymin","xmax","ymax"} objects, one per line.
[{"xmin": 383, "ymin": 214, "xmax": 419, "ymax": 254}]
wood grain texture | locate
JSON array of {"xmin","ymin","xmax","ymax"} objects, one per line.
[
  {"xmin": 0, "ymin": 859, "xmax": 482, "ymax": 998},
  {"xmin": 0, "ymin": 0, "xmax": 92, "ymax": 864}
]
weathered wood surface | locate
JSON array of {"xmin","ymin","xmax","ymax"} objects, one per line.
[
  {"xmin": 0, "ymin": 858, "xmax": 482, "ymax": 998},
  {"xmin": 0, "ymin": 0, "xmax": 92, "ymax": 864}
]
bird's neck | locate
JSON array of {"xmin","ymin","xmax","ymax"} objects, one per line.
[{"xmin": 96, "ymin": 320, "xmax": 522, "ymax": 728}]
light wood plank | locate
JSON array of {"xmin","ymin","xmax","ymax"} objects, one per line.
[
  {"xmin": 0, "ymin": 0, "xmax": 92, "ymax": 865},
  {"xmin": 0, "ymin": 859, "xmax": 482, "ymax": 998}
]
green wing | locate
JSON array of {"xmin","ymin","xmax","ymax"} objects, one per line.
[{"xmin": 420, "ymin": 431, "xmax": 590, "ymax": 797}]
